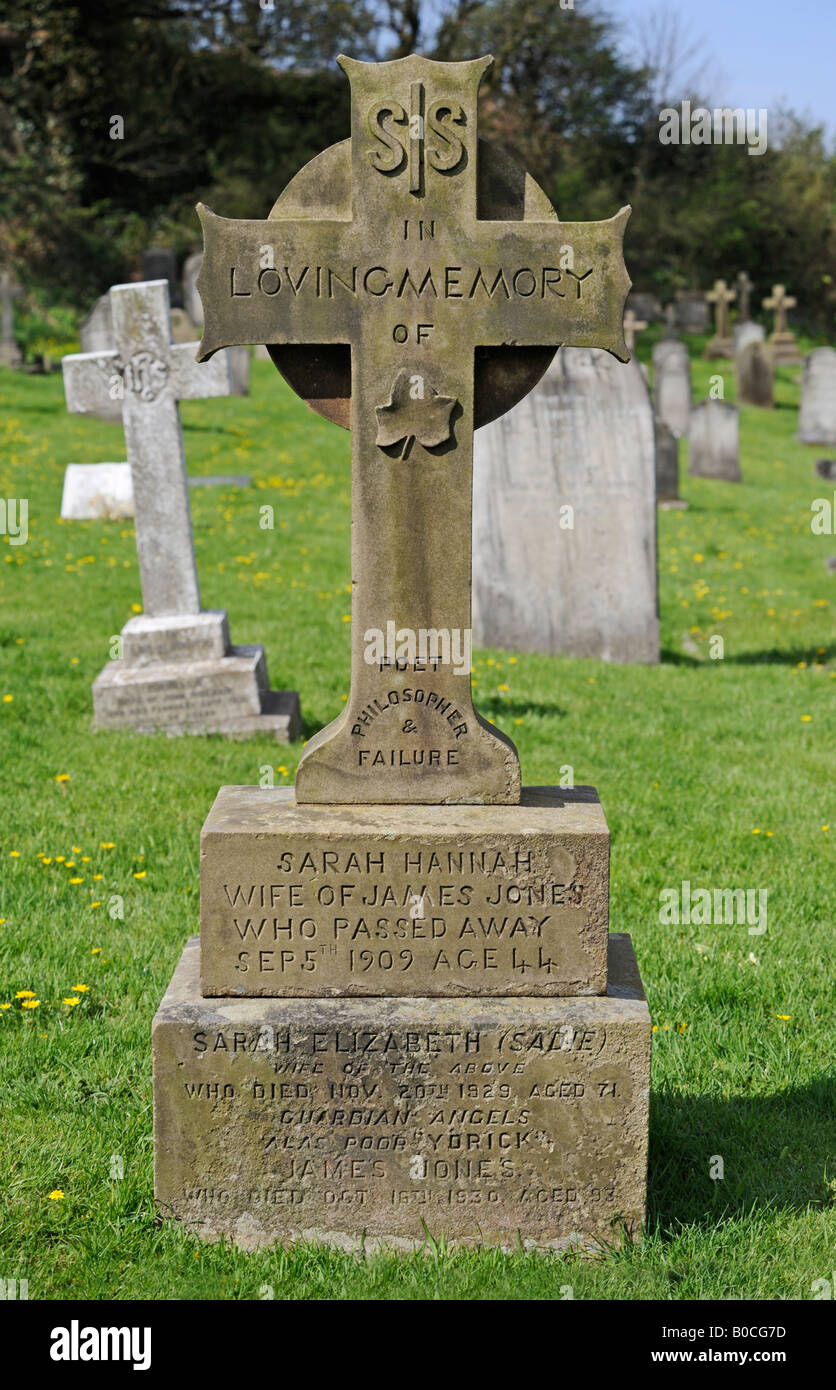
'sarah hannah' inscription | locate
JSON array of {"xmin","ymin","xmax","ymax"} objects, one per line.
[{"xmin": 196, "ymin": 53, "xmax": 631, "ymax": 805}]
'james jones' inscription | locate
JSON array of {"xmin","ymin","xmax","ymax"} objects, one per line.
[
  {"xmin": 153, "ymin": 935, "xmax": 650, "ymax": 1249},
  {"xmin": 200, "ymin": 785, "xmax": 609, "ymax": 997}
]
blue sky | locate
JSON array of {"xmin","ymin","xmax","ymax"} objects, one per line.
[{"xmin": 608, "ymin": 0, "xmax": 836, "ymax": 139}]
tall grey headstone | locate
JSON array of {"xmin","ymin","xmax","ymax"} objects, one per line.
[
  {"xmin": 675, "ymin": 291, "xmax": 709, "ymax": 334},
  {"xmin": 736, "ymin": 341, "xmax": 774, "ymax": 408},
  {"xmin": 688, "ymin": 400, "xmax": 741, "ymax": 481},
  {"xmin": 653, "ymin": 340, "xmax": 691, "ymax": 438},
  {"xmin": 733, "ymin": 320, "xmax": 765, "ymax": 356},
  {"xmin": 655, "ymin": 418, "xmax": 686, "ymax": 507},
  {"xmin": 61, "ymin": 279, "xmax": 300, "ymax": 739},
  {"xmin": 735, "ymin": 271, "xmax": 754, "ymax": 323},
  {"xmin": 142, "ymin": 246, "xmax": 181, "ymax": 306},
  {"xmin": 183, "ymin": 252, "xmax": 203, "ymax": 327},
  {"xmin": 473, "ymin": 348, "xmax": 659, "ymax": 664},
  {"xmin": 0, "ymin": 271, "xmax": 23, "ymax": 368},
  {"xmin": 797, "ymin": 348, "xmax": 836, "ymax": 446}
]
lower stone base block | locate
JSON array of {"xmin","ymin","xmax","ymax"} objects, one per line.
[
  {"xmin": 93, "ymin": 646, "xmax": 301, "ymax": 741},
  {"xmin": 153, "ymin": 933, "xmax": 651, "ymax": 1252}
]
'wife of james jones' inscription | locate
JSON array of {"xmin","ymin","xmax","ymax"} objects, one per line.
[{"xmin": 200, "ymin": 786, "xmax": 609, "ymax": 997}]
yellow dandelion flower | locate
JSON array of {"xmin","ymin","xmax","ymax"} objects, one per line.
[
  {"xmin": 131, "ymin": 603, "xmax": 142, "ymax": 613},
  {"xmin": 48, "ymin": 1190, "xmax": 65, "ymax": 1200},
  {"xmin": 69, "ymin": 877, "xmax": 83, "ymax": 884},
  {"xmin": 134, "ymin": 870, "xmax": 146, "ymax": 879},
  {"xmin": 0, "ymin": 1003, "xmax": 11, "ymax": 1010},
  {"xmin": 21, "ymin": 999, "xmax": 40, "ymax": 1009},
  {"xmin": 341, "ymin": 614, "xmax": 351, "ymax": 622},
  {"xmin": 766, "ymin": 831, "xmax": 774, "ymax": 837},
  {"xmin": 777, "ymin": 1015, "xmax": 791, "ymax": 1022},
  {"xmin": 100, "ymin": 842, "xmax": 115, "ymax": 850},
  {"xmin": 822, "ymin": 826, "xmax": 829, "ymax": 833},
  {"xmin": 91, "ymin": 948, "xmax": 102, "ymax": 955},
  {"xmin": 71, "ymin": 983, "xmax": 89, "ymax": 992},
  {"xmin": 801, "ymin": 715, "xmax": 811, "ymax": 722},
  {"xmin": 277, "ymin": 765, "xmax": 289, "ymax": 776},
  {"xmin": 42, "ymin": 857, "xmax": 52, "ymax": 865},
  {"xmin": 652, "ymin": 1024, "xmax": 658, "ymax": 1032},
  {"xmin": 72, "ymin": 845, "xmax": 81, "ymax": 853},
  {"xmin": 15, "ymin": 990, "xmax": 36, "ymax": 999},
  {"xmin": 9, "ymin": 850, "xmax": 20, "ymax": 857},
  {"xmin": 63, "ymin": 997, "xmax": 80, "ymax": 1006},
  {"xmin": 81, "ymin": 856, "xmax": 90, "ymax": 863},
  {"xmin": 55, "ymin": 774, "xmax": 70, "ymax": 782},
  {"xmin": 90, "ymin": 901, "xmax": 101, "ymax": 908},
  {"xmin": 508, "ymin": 657, "xmax": 517, "ymax": 664},
  {"xmin": 498, "ymin": 683, "xmax": 509, "ymax": 692},
  {"xmin": 752, "ymin": 828, "xmax": 761, "ymax": 834}
]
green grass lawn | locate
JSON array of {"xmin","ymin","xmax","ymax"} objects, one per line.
[{"xmin": 0, "ymin": 337, "xmax": 833, "ymax": 1300}]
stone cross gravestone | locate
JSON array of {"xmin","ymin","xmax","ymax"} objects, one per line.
[
  {"xmin": 655, "ymin": 417, "xmax": 686, "ymax": 508},
  {"xmin": 797, "ymin": 347, "xmax": 836, "ymax": 446},
  {"xmin": 472, "ymin": 349, "xmax": 659, "ymax": 663},
  {"xmin": 62, "ymin": 279, "xmax": 300, "ymax": 739},
  {"xmin": 705, "ymin": 279, "xmax": 736, "ymax": 358},
  {"xmin": 688, "ymin": 399, "xmax": 741, "ymax": 481},
  {"xmin": 652, "ymin": 339, "xmax": 691, "ymax": 437},
  {"xmin": 0, "ymin": 271, "xmax": 23, "ymax": 368},
  {"xmin": 735, "ymin": 270, "xmax": 753, "ymax": 323},
  {"xmin": 736, "ymin": 340, "xmax": 774, "ymax": 408},
  {"xmin": 763, "ymin": 284, "xmax": 801, "ymax": 365},
  {"xmin": 623, "ymin": 308, "xmax": 647, "ymax": 352},
  {"xmin": 153, "ymin": 53, "xmax": 651, "ymax": 1255}
]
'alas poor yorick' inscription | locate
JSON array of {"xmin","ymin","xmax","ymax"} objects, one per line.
[{"xmin": 199, "ymin": 786, "xmax": 609, "ymax": 997}]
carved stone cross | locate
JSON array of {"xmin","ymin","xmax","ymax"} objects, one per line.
[
  {"xmin": 623, "ymin": 308, "xmax": 647, "ymax": 351},
  {"xmin": 706, "ymin": 279, "xmax": 736, "ymax": 340},
  {"xmin": 763, "ymin": 283, "xmax": 796, "ymax": 336},
  {"xmin": 735, "ymin": 270, "xmax": 753, "ymax": 322},
  {"xmin": 197, "ymin": 54, "xmax": 631, "ymax": 804},
  {"xmin": 62, "ymin": 280, "xmax": 231, "ymax": 618}
]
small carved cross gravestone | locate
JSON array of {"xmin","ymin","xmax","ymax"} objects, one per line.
[
  {"xmin": 623, "ymin": 308, "xmax": 647, "ymax": 352},
  {"xmin": 705, "ymin": 279, "xmax": 735, "ymax": 358},
  {"xmin": 197, "ymin": 54, "xmax": 631, "ymax": 804},
  {"xmin": 735, "ymin": 270, "xmax": 753, "ymax": 323},
  {"xmin": 0, "ymin": 271, "xmax": 23, "ymax": 368},
  {"xmin": 763, "ymin": 283, "xmax": 801, "ymax": 365},
  {"xmin": 62, "ymin": 279, "xmax": 300, "ymax": 739}
]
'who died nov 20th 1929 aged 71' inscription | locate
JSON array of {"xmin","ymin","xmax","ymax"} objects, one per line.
[{"xmin": 199, "ymin": 786, "xmax": 610, "ymax": 997}]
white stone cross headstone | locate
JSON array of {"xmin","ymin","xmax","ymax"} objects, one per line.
[
  {"xmin": 763, "ymin": 284, "xmax": 796, "ymax": 335},
  {"xmin": 62, "ymin": 280, "xmax": 231, "ymax": 617}
]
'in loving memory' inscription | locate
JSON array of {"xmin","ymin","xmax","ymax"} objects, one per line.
[{"xmin": 196, "ymin": 54, "xmax": 631, "ymax": 805}]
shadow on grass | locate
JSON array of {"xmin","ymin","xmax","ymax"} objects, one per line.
[
  {"xmin": 477, "ymin": 699, "xmax": 570, "ymax": 721},
  {"xmin": 648, "ymin": 1077, "xmax": 836, "ymax": 1231},
  {"xmin": 662, "ymin": 645, "xmax": 832, "ymax": 667}
]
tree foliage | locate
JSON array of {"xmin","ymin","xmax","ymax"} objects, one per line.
[{"xmin": 1, "ymin": 0, "xmax": 833, "ymax": 333}]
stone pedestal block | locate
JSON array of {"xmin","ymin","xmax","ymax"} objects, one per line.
[
  {"xmin": 153, "ymin": 933, "xmax": 650, "ymax": 1252},
  {"xmin": 121, "ymin": 611, "xmax": 230, "ymax": 666},
  {"xmin": 93, "ymin": 645, "xmax": 301, "ymax": 741},
  {"xmin": 199, "ymin": 785, "xmax": 610, "ymax": 998}
]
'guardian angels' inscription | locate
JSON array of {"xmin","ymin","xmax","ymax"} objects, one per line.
[{"xmin": 196, "ymin": 54, "xmax": 631, "ymax": 804}]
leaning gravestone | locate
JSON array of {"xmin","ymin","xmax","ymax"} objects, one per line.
[
  {"xmin": 472, "ymin": 350, "xmax": 659, "ymax": 663},
  {"xmin": 655, "ymin": 417, "xmax": 686, "ymax": 508},
  {"xmin": 688, "ymin": 400, "xmax": 741, "ymax": 481},
  {"xmin": 62, "ymin": 279, "xmax": 300, "ymax": 739},
  {"xmin": 653, "ymin": 339, "xmax": 691, "ymax": 437},
  {"xmin": 736, "ymin": 340, "xmax": 774, "ymax": 408},
  {"xmin": 152, "ymin": 53, "xmax": 651, "ymax": 1253},
  {"xmin": 0, "ymin": 270, "xmax": 23, "ymax": 368},
  {"xmin": 797, "ymin": 348, "xmax": 836, "ymax": 446},
  {"xmin": 735, "ymin": 270, "xmax": 754, "ymax": 323},
  {"xmin": 733, "ymin": 320, "xmax": 764, "ymax": 356}
]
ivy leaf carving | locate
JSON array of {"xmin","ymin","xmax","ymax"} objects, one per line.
[{"xmin": 375, "ymin": 369, "xmax": 457, "ymax": 457}]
